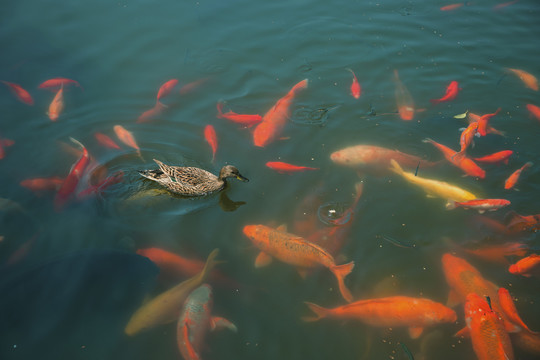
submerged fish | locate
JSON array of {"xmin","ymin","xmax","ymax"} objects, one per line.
[
  {"xmin": 430, "ymin": 80, "xmax": 460, "ymax": 105},
  {"xmin": 346, "ymin": 68, "xmax": 361, "ymax": 99},
  {"xmin": 1, "ymin": 80, "xmax": 34, "ymax": 105},
  {"xmin": 393, "ymin": 69, "xmax": 415, "ymax": 121}
]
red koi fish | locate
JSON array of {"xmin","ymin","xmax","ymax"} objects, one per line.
[
  {"xmin": 243, "ymin": 224, "xmax": 354, "ymax": 302},
  {"xmin": 94, "ymin": 132, "xmax": 121, "ymax": 149},
  {"xmin": 20, "ymin": 177, "xmax": 64, "ymax": 193},
  {"xmin": 474, "ymin": 150, "xmax": 513, "ymax": 165},
  {"xmin": 462, "ymin": 293, "xmax": 515, "ymax": 360},
  {"xmin": 440, "ymin": 3, "xmax": 464, "ymax": 11},
  {"xmin": 253, "ymin": 79, "xmax": 308, "ymax": 147},
  {"xmin": 77, "ymin": 171, "xmax": 124, "ymax": 200},
  {"xmin": 48, "ymin": 86, "xmax": 64, "ymax": 121},
  {"xmin": 457, "ymin": 121, "xmax": 478, "ymax": 156},
  {"xmin": 0, "ymin": 136, "xmax": 15, "ymax": 159},
  {"xmin": 497, "ymin": 288, "xmax": 536, "ymax": 333},
  {"xmin": 430, "ymin": 81, "xmax": 460, "ymax": 105},
  {"xmin": 504, "ymin": 161, "xmax": 533, "ymax": 189},
  {"xmin": 504, "ymin": 211, "xmax": 540, "ymax": 233},
  {"xmin": 509, "ymin": 254, "xmax": 540, "ymax": 278},
  {"xmin": 204, "ymin": 125, "xmax": 218, "ymax": 162},
  {"xmin": 446, "ymin": 199, "xmax": 510, "ymax": 213},
  {"xmin": 393, "ymin": 69, "xmax": 415, "ymax": 121},
  {"xmin": 1, "ymin": 81, "xmax": 34, "ymax": 105},
  {"xmin": 477, "ymin": 108, "xmax": 501, "ymax": 136},
  {"xmin": 304, "ymin": 296, "xmax": 456, "ymax": 339},
  {"xmin": 177, "ymin": 285, "xmax": 237, "ymax": 360},
  {"xmin": 136, "ymin": 102, "xmax": 167, "ymax": 123},
  {"xmin": 507, "ymin": 68, "xmax": 538, "ymax": 91},
  {"xmin": 156, "ymin": 79, "xmax": 178, "ymax": 102},
  {"xmin": 114, "ymin": 125, "xmax": 143, "ymax": 160},
  {"xmin": 468, "ymin": 112, "xmax": 505, "ymax": 136},
  {"xmin": 265, "ymin": 161, "xmax": 319, "ymax": 174},
  {"xmin": 38, "ymin": 78, "xmax": 83, "ymax": 91},
  {"xmin": 459, "ymin": 242, "xmax": 528, "ymax": 265},
  {"xmin": 423, "ymin": 138, "xmax": 485, "ymax": 178},
  {"xmin": 54, "ymin": 138, "xmax": 90, "ymax": 211},
  {"xmin": 526, "ymin": 104, "xmax": 540, "ymax": 122},
  {"xmin": 346, "ymin": 68, "xmax": 361, "ymax": 99},
  {"xmin": 216, "ymin": 102, "xmax": 262, "ymax": 127}
]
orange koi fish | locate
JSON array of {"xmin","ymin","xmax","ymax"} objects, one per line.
[
  {"xmin": 94, "ymin": 132, "xmax": 121, "ymax": 150},
  {"xmin": 125, "ymin": 249, "xmax": 219, "ymax": 336},
  {"xmin": 393, "ymin": 69, "xmax": 415, "ymax": 120},
  {"xmin": 253, "ymin": 79, "xmax": 308, "ymax": 147},
  {"xmin": 507, "ymin": 68, "xmax": 538, "ymax": 91},
  {"xmin": 468, "ymin": 112, "xmax": 504, "ymax": 136},
  {"xmin": 459, "ymin": 242, "xmax": 528, "ymax": 265},
  {"xmin": 156, "ymin": 79, "xmax": 179, "ymax": 102},
  {"xmin": 0, "ymin": 136, "xmax": 14, "ymax": 159},
  {"xmin": 1, "ymin": 81, "xmax": 34, "ymax": 105},
  {"xmin": 304, "ymin": 296, "xmax": 456, "ymax": 339},
  {"xmin": 504, "ymin": 161, "xmax": 533, "ymax": 189},
  {"xmin": 473, "ymin": 150, "xmax": 513, "ymax": 165},
  {"xmin": 423, "ymin": 138, "xmax": 485, "ymax": 178},
  {"xmin": 177, "ymin": 285, "xmax": 237, "ymax": 360},
  {"xmin": 204, "ymin": 125, "xmax": 218, "ymax": 162},
  {"xmin": 330, "ymin": 144, "xmax": 436, "ymax": 176},
  {"xmin": 526, "ymin": 104, "xmax": 540, "ymax": 122},
  {"xmin": 54, "ymin": 138, "xmax": 90, "ymax": 211},
  {"xmin": 77, "ymin": 171, "xmax": 124, "ymax": 199},
  {"xmin": 136, "ymin": 102, "xmax": 167, "ymax": 123},
  {"xmin": 494, "ymin": 0, "xmax": 519, "ymax": 10},
  {"xmin": 113, "ymin": 125, "xmax": 143, "ymax": 160},
  {"xmin": 446, "ymin": 199, "xmax": 510, "ymax": 213},
  {"xmin": 509, "ymin": 254, "xmax": 540, "ymax": 278},
  {"xmin": 462, "ymin": 293, "xmax": 515, "ymax": 360},
  {"xmin": 440, "ymin": 3, "xmax": 464, "ymax": 11},
  {"xmin": 457, "ymin": 121, "xmax": 478, "ymax": 156},
  {"xmin": 47, "ymin": 85, "xmax": 64, "ymax": 121},
  {"xmin": 477, "ymin": 108, "xmax": 501, "ymax": 136},
  {"xmin": 265, "ymin": 161, "xmax": 319, "ymax": 174},
  {"xmin": 179, "ymin": 78, "xmax": 209, "ymax": 95},
  {"xmin": 504, "ymin": 211, "xmax": 540, "ymax": 233},
  {"xmin": 20, "ymin": 177, "xmax": 64, "ymax": 193},
  {"xmin": 243, "ymin": 224, "xmax": 354, "ymax": 302},
  {"xmin": 346, "ymin": 68, "xmax": 361, "ymax": 99},
  {"xmin": 38, "ymin": 78, "xmax": 83, "ymax": 91},
  {"xmin": 497, "ymin": 288, "xmax": 536, "ymax": 333},
  {"xmin": 216, "ymin": 102, "xmax": 262, "ymax": 127},
  {"xmin": 430, "ymin": 81, "xmax": 460, "ymax": 105}
]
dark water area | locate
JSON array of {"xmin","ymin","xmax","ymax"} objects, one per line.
[{"xmin": 1, "ymin": 1, "xmax": 540, "ymax": 359}]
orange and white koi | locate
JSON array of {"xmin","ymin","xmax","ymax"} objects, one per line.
[
  {"xmin": 474, "ymin": 150, "xmax": 513, "ymax": 165},
  {"xmin": 446, "ymin": 199, "xmax": 510, "ymax": 213},
  {"xmin": 304, "ymin": 296, "xmax": 456, "ymax": 339},
  {"xmin": 203, "ymin": 125, "xmax": 217, "ymax": 162},
  {"xmin": 509, "ymin": 254, "xmax": 540, "ymax": 278},
  {"xmin": 243, "ymin": 224, "xmax": 354, "ymax": 302},
  {"xmin": 504, "ymin": 161, "xmax": 533, "ymax": 189},
  {"xmin": 253, "ymin": 79, "xmax": 308, "ymax": 147},
  {"xmin": 216, "ymin": 102, "xmax": 262, "ymax": 127},
  {"xmin": 430, "ymin": 80, "xmax": 460, "ymax": 105},
  {"xmin": 113, "ymin": 125, "xmax": 143, "ymax": 160},
  {"xmin": 266, "ymin": 161, "xmax": 319, "ymax": 174},
  {"xmin": 346, "ymin": 68, "xmax": 361, "ymax": 99},
  {"xmin": 507, "ymin": 68, "xmax": 538, "ymax": 91},
  {"xmin": 423, "ymin": 138, "xmax": 485, "ymax": 178},
  {"xmin": 47, "ymin": 85, "xmax": 64, "ymax": 121}
]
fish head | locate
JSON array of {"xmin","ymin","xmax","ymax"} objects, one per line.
[
  {"xmin": 464, "ymin": 293, "xmax": 492, "ymax": 321},
  {"xmin": 242, "ymin": 225, "xmax": 265, "ymax": 244},
  {"xmin": 508, "ymin": 264, "xmax": 519, "ymax": 274},
  {"xmin": 426, "ymin": 304, "xmax": 457, "ymax": 325},
  {"xmin": 188, "ymin": 284, "xmax": 213, "ymax": 308}
]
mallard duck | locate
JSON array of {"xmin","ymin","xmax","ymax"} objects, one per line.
[{"xmin": 139, "ymin": 159, "xmax": 249, "ymax": 196}]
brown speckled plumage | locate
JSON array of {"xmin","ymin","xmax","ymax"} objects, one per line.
[{"xmin": 139, "ymin": 159, "xmax": 248, "ymax": 196}]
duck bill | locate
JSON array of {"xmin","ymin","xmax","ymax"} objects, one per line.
[{"xmin": 236, "ymin": 174, "xmax": 249, "ymax": 182}]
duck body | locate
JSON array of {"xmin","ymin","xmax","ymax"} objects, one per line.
[{"xmin": 139, "ymin": 159, "xmax": 248, "ymax": 196}]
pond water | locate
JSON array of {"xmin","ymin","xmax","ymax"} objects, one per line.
[{"xmin": 1, "ymin": 1, "xmax": 539, "ymax": 359}]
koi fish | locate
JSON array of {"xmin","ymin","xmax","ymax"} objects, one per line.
[
  {"xmin": 124, "ymin": 249, "xmax": 220, "ymax": 336},
  {"xmin": 506, "ymin": 68, "xmax": 538, "ymax": 91},
  {"xmin": 477, "ymin": 108, "xmax": 501, "ymax": 136},
  {"xmin": 54, "ymin": 138, "xmax": 90, "ymax": 211},
  {"xmin": 243, "ymin": 224, "xmax": 354, "ymax": 302},
  {"xmin": 458, "ymin": 242, "xmax": 528, "ymax": 265},
  {"xmin": 216, "ymin": 102, "xmax": 262, "ymax": 127},
  {"xmin": 47, "ymin": 86, "xmax": 64, "ymax": 121},
  {"xmin": 177, "ymin": 284, "xmax": 237, "ymax": 360},
  {"xmin": 0, "ymin": 136, "xmax": 15, "ymax": 159},
  {"xmin": 440, "ymin": 3, "xmax": 464, "ymax": 11},
  {"xmin": 457, "ymin": 121, "xmax": 478, "ymax": 156},
  {"xmin": 423, "ymin": 138, "xmax": 485, "ymax": 178},
  {"xmin": 330, "ymin": 144, "xmax": 436, "ymax": 176},
  {"xmin": 526, "ymin": 104, "xmax": 540, "ymax": 122},
  {"xmin": 38, "ymin": 78, "xmax": 83, "ymax": 91},
  {"xmin": 203, "ymin": 125, "xmax": 217, "ymax": 162},
  {"xmin": 1, "ymin": 81, "xmax": 34, "ymax": 105},
  {"xmin": 504, "ymin": 161, "xmax": 533, "ymax": 190},
  {"xmin": 446, "ymin": 199, "xmax": 510, "ymax": 213},
  {"xmin": 468, "ymin": 112, "xmax": 505, "ymax": 136},
  {"xmin": 497, "ymin": 288, "xmax": 536, "ymax": 333},
  {"xmin": 136, "ymin": 102, "xmax": 167, "ymax": 123},
  {"xmin": 509, "ymin": 254, "xmax": 540, "ymax": 278},
  {"xmin": 94, "ymin": 132, "xmax": 121, "ymax": 149},
  {"xmin": 462, "ymin": 293, "xmax": 515, "ymax": 360},
  {"xmin": 346, "ymin": 68, "xmax": 361, "ymax": 99},
  {"xmin": 253, "ymin": 79, "xmax": 308, "ymax": 147},
  {"xmin": 304, "ymin": 296, "xmax": 456, "ymax": 339},
  {"xmin": 77, "ymin": 171, "xmax": 124, "ymax": 199},
  {"xmin": 156, "ymin": 79, "xmax": 179, "ymax": 102},
  {"xmin": 113, "ymin": 125, "xmax": 143, "ymax": 160},
  {"xmin": 430, "ymin": 81, "xmax": 460, "ymax": 105},
  {"xmin": 20, "ymin": 177, "xmax": 64, "ymax": 193},
  {"xmin": 473, "ymin": 150, "xmax": 513, "ymax": 165},
  {"xmin": 504, "ymin": 211, "xmax": 540, "ymax": 233},
  {"xmin": 393, "ymin": 69, "xmax": 415, "ymax": 121},
  {"xmin": 389, "ymin": 159, "xmax": 477, "ymax": 202},
  {"xmin": 179, "ymin": 78, "xmax": 209, "ymax": 95},
  {"xmin": 266, "ymin": 161, "xmax": 319, "ymax": 174},
  {"xmin": 494, "ymin": 0, "xmax": 519, "ymax": 10}
]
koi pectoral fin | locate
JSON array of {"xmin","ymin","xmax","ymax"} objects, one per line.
[
  {"xmin": 408, "ymin": 326, "xmax": 424, "ymax": 339},
  {"xmin": 255, "ymin": 252, "xmax": 273, "ymax": 268},
  {"xmin": 211, "ymin": 316, "xmax": 238, "ymax": 332},
  {"xmin": 454, "ymin": 326, "xmax": 470, "ymax": 338}
]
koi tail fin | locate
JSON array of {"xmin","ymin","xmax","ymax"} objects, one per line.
[
  {"xmin": 197, "ymin": 248, "xmax": 220, "ymax": 283},
  {"xmin": 524, "ymin": 161, "xmax": 534, "ymax": 170},
  {"xmin": 302, "ymin": 302, "xmax": 331, "ymax": 322},
  {"xmin": 445, "ymin": 200, "xmax": 457, "ymax": 210},
  {"xmin": 291, "ymin": 79, "xmax": 309, "ymax": 94},
  {"xmin": 498, "ymin": 287, "xmax": 537, "ymax": 334},
  {"xmin": 389, "ymin": 159, "xmax": 404, "ymax": 176},
  {"xmin": 331, "ymin": 261, "xmax": 355, "ymax": 303},
  {"xmin": 216, "ymin": 102, "xmax": 225, "ymax": 118},
  {"xmin": 421, "ymin": 137, "xmax": 434, "ymax": 144}
]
